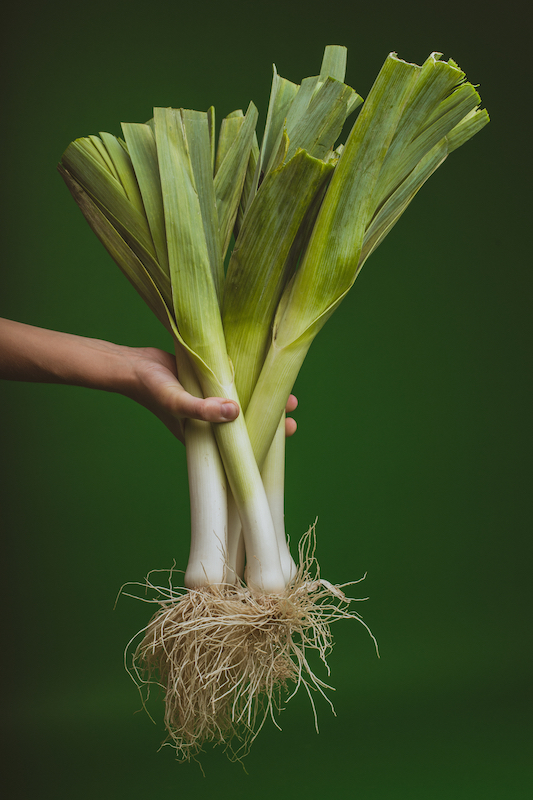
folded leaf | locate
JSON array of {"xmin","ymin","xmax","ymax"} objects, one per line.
[
  {"xmin": 214, "ymin": 102, "xmax": 258, "ymax": 257},
  {"xmin": 121, "ymin": 122, "xmax": 170, "ymax": 275},
  {"xmin": 223, "ymin": 149, "xmax": 333, "ymax": 408}
]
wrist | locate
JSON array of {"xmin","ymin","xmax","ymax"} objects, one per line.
[
  {"xmin": 0, "ymin": 319, "xmax": 136, "ymax": 394},
  {"xmin": 76, "ymin": 338, "xmax": 139, "ymax": 397}
]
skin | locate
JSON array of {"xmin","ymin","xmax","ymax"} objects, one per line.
[{"xmin": 0, "ymin": 318, "xmax": 297, "ymax": 442}]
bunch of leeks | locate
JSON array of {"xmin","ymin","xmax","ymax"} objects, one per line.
[{"xmin": 59, "ymin": 46, "xmax": 488, "ymax": 758}]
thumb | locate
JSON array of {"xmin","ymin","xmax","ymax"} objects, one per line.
[
  {"xmin": 196, "ymin": 396, "xmax": 240, "ymax": 423},
  {"xmin": 169, "ymin": 389, "xmax": 240, "ymax": 423}
]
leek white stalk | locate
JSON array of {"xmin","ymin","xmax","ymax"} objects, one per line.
[
  {"xmin": 260, "ymin": 414, "xmax": 295, "ymax": 584},
  {"xmin": 175, "ymin": 344, "xmax": 229, "ymax": 589}
]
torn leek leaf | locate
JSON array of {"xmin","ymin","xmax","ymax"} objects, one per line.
[
  {"xmin": 251, "ymin": 44, "xmax": 361, "ymax": 207},
  {"xmin": 244, "ymin": 52, "xmax": 488, "ymax": 469},
  {"xmin": 284, "ymin": 77, "xmax": 359, "ymax": 163},
  {"xmin": 259, "ymin": 66, "xmax": 299, "ymax": 178},
  {"xmin": 223, "ymin": 149, "xmax": 334, "ymax": 410},
  {"xmin": 121, "ymin": 122, "xmax": 170, "ymax": 275},
  {"xmin": 214, "ymin": 102, "xmax": 258, "ymax": 258},
  {"xmin": 214, "ymin": 109, "xmax": 244, "ymax": 174},
  {"xmin": 361, "ymin": 103, "xmax": 488, "ymax": 266},
  {"xmin": 272, "ymin": 55, "xmax": 420, "ymax": 353},
  {"xmin": 61, "ymin": 138, "xmax": 157, "ymax": 261},
  {"xmin": 447, "ymin": 106, "xmax": 489, "ymax": 151},
  {"xmin": 319, "ymin": 43, "xmax": 348, "ymax": 82},
  {"xmin": 58, "ymin": 164, "xmax": 173, "ymax": 330}
]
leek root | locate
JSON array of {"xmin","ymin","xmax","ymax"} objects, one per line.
[{"xmin": 125, "ymin": 526, "xmax": 376, "ymax": 760}]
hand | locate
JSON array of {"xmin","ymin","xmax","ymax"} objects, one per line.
[
  {"xmin": 0, "ymin": 320, "xmax": 298, "ymax": 444},
  {"xmin": 127, "ymin": 346, "xmax": 298, "ymax": 442}
]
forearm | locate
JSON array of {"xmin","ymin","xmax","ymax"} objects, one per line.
[
  {"xmin": 0, "ymin": 318, "xmax": 132, "ymax": 394},
  {"xmin": 0, "ymin": 319, "xmax": 243, "ymax": 440}
]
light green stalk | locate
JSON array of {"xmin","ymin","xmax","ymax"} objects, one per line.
[
  {"xmin": 121, "ymin": 122, "xmax": 170, "ymax": 274},
  {"xmin": 260, "ymin": 415, "xmax": 293, "ymax": 583},
  {"xmin": 221, "ymin": 45, "xmax": 363, "ymax": 584},
  {"xmin": 223, "ymin": 150, "xmax": 334, "ymax": 410},
  {"xmin": 153, "ymin": 106, "xmax": 286, "ymax": 593}
]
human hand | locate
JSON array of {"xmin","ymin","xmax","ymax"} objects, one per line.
[
  {"xmin": 0, "ymin": 320, "xmax": 297, "ymax": 444},
  {"xmin": 127, "ymin": 346, "xmax": 297, "ymax": 443}
]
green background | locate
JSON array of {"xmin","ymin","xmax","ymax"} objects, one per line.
[{"xmin": 2, "ymin": 1, "xmax": 531, "ymax": 797}]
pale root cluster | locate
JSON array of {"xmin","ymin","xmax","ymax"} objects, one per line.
[{"xmin": 123, "ymin": 525, "xmax": 377, "ymax": 760}]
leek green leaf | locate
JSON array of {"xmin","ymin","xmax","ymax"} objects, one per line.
[
  {"xmin": 223, "ymin": 149, "xmax": 334, "ymax": 409},
  {"xmin": 361, "ymin": 139, "xmax": 449, "ymax": 266},
  {"xmin": 215, "ymin": 110, "xmax": 244, "ymax": 175},
  {"xmin": 245, "ymin": 53, "xmax": 467, "ymax": 466},
  {"xmin": 373, "ymin": 70, "xmax": 481, "ymax": 208},
  {"xmin": 207, "ymin": 105, "xmax": 215, "ymax": 173},
  {"xmin": 259, "ymin": 66, "xmax": 299, "ymax": 180},
  {"xmin": 319, "ymin": 44, "xmax": 347, "ymax": 83},
  {"xmin": 446, "ymin": 107, "xmax": 489, "ymax": 152},
  {"xmin": 61, "ymin": 139, "xmax": 157, "ymax": 260},
  {"xmin": 274, "ymin": 54, "xmax": 420, "ymax": 352},
  {"xmin": 58, "ymin": 165, "xmax": 174, "ymax": 331},
  {"xmin": 181, "ymin": 108, "xmax": 224, "ymax": 302},
  {"xmin": 285, "ymin": 77, "xmax": 359, "ymax": 162},
  {"xmin": 234, "ymin": 132, "xmax": 259, "ymax": 238},
  {"xmin": 99, "ymin": 131, "xmax": 146, "ymax": 216},
  {"xmin": 121, "ymin": 122, "xmax": 170, "ymax": 275},
  {"xmin": 154, "ymin": 106, "xmax": 229, "ymax": 380},
  {"xmin": 214, "ymin": 102, "xmax": 258, "ymax": 258},
  {"xmin": 88, "ymin": 135, "xmax": 121, "ymax": 180}
]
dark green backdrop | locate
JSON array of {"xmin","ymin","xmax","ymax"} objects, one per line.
[{"xmin": 2, "ymin": 1, "xmax": 531, "ymax": 797}]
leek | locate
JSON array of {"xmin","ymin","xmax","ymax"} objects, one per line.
[{"xmin": 59, "ymin": 45, "xmax": 488, "ymax": 760}]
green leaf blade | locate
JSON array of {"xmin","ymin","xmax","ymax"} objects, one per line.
[
  {"xmin": 274, "ymin": 53, "xmax": 421, "ymax": 351},
  {"xmin": 214, "ymin": 102, "xmax": 258, "ymax": 258},
  {"xmin": 58, "ymin": 164, "xmax": 175, "ymax": 334},
  {"xmin": 121, "ymin": 121, "xmax": 170, "ymax": 275},
  {"xmin": 99, "ymin": 131, "xmax": 146, "ymax": 217},
  {"xmin": 61, "ymin": 138, "xmax": 157, "ymax": 261},
  {"xmin": 154, "ymin": 106, "xmax": 229, "ymax": 381},
  {"xmin": 319, "ymin": 44, "xmax": 347, "ymax": 83},
  {"xmin": 181, "ymin": 108, "xmax": 224, "ymax": 301},
  {"xmin": 223, "ymin": 149, "xmax": 333, "ymax": 408}
]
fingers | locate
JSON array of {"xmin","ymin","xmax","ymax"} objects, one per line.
[
  {"xmin": 285, "ymin": 416, "xmax": 297, "ymax": 437},
  {"xmin": 197, "ymin": 394, "xmax": 297, "ymax": 423},
  {"xmin": 138, "ymin": 347, "xmax": 298, "ymax": 439},
  {"xmin": 196, "ymin": 397, "xmax": 240, "ymax": 423},
  {"xmin": 171, "ymin": 391, "xmax": 239, "ymax": 424},
  {"xmin": 285, "ymin": 393, "xmax": 298, "ymax": 436},
  {"xmin": 285, "ymin": 394, "xmax": 298, "ymax": 413},
  {"xmin": 199, "ymin": 395, "xmax": 297, "ymax": 434}
]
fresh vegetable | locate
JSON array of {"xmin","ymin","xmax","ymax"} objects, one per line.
[{"xmin": 59, "ymin": 46, "xmax": 488, "ymax": 759}]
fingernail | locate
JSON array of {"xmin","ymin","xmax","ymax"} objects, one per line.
[{"xmin": 220, "ymin": 402, "xmax": 238, "ymax": 421}]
